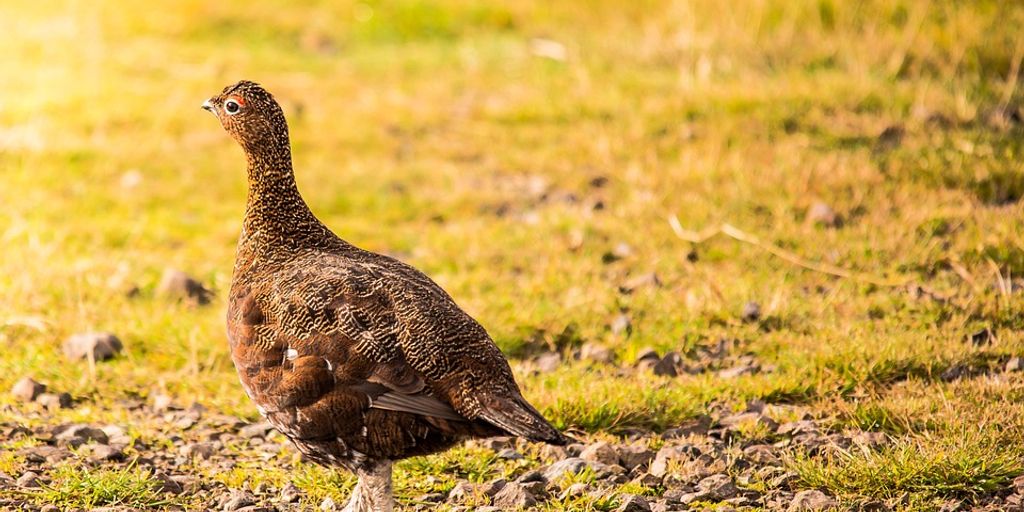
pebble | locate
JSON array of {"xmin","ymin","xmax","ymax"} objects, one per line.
[
  {"xmin": 579, "ymin": 342, "xmax": 615, "ymax": 364},
  {"xmin": 618, "ymin": 444, "xmax": 655, "ymax": 470},
  {"xmin": 159, "ymin": 268, "xmax": 213, "ymax": 305},
  {"xmin": 491, "ymin": 482, "xmax": 536, "ymax": 509},
  {"xmin": 650, "ymin": 445, "xmax": 696, "ymax": 477},
  {"xmin": 1006, "ymin": 357, "xmax": 1024, "ymax": 372},
  {"xmin": 653, "ymin": 352, "xmax": 681, "ymax": 377},
  {"xmin": 63, "ymin": 332, "xmax": 123, "ymax": 361},
  {"xmin": 696, "ymin": 474, "xmax": 739, "ymax": 500},
  {"xmin": 580, "ymin": 441, "xmax": 619, "ymax": 466},
  {"xmin": 542, "ymin": 457, "xmax": 590, "ymax": 483},
  {"xmin": 808, "ymin": 202, "xmax": 839, "ymax": 227},
  {"xmin": 16, "ymin": 471, "xmax": 40, "ymax": 488},
  {"xmin": 36, "ymin": 392, "xmax": 73, "ymax": 410},
  {"xmin": 534, "ymin": 352, "xmax": 561, "ymax": 373},
  {"xmin": 55, "ymin": 424, "xmax": 109, "ymax": 448},
  {"xmin": 10, "ymin": 376, "xmax": 46, "ymax": 402},
  {"xmin": 277, "ymin": 482, "xmax": 301, "ymax": 503},
  {"xmin": 448, "ymin": 481, "xmax": 483, "ymax": 504},
  {"xmin": 154, "ymin": 473, "xmax": 183, "ymax": 494},
  {"xmin": 616, "ymin": 494, "xmax": 651, "ymax": 512},
  {"xmin": 789, "ymin": 489, "xmax": 838, "ymax": 510},
  {"xmin": 609, "ymin": 313, "xmax": 632, "ymax": 335},
  {"xmin": 88, "ymin": 444, "xmax": 125, "ymax": 462},
  {"xmin": 742, "ymin": 301, "xmax": 762, "ymax": 322},
  {"xmin": 223, "ymin": 489, "xmax": 257, "ymax": 511}
]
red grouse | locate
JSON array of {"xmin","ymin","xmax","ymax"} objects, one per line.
[{"xmin": 202, "ymin": 81, "xmax": 567, "ymax": 512}]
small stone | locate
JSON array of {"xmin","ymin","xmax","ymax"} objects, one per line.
[
  {"xmin": 539, "ymin": 443, "xmax": 568, "ymax": 461},
  {"xmin": 580, "ymin": 441, "xmax": 619, "ymax": 465},
  {"xmin": 742, "ymin": 302, "xmax": 762, "ymax": 322},
  {"xmin": 634, "ymin": 347, "xmax": 660, "ymax": 365},
  {"xmin": 653, "ymin": 352, "xmax": 681, "ymax": 377},
  {"xmin": 1013, "ymin": 473, "xmax": 1024, "ymax": 493},
  {"xmin": 183, "ymin": 442, "xmax": 217, "ymax": 459},
  {"xmin": 223, "ymin": 490, "xmax": 257, "ymax": 511},
  {"xmin": 491, "ymin": 482, "xmax": 536, "ymax": 509},
  {"xmin": 616, "ymin": 494, "xmax": 651, "ymax": 512},
  {"xmin": 55, "ymin": 425, "xmax": 109, "ymax": 448},
  {"xmin": 534, "ymin": 352, "xmax": 561, "ymax": 373},
  {"xmin": 152, "ymin": 393, "xmax": 176, "ymax": 411},
  {"xmin": 650, "ymin": 446, "xmax": 694, "ymax": 478},
  {"xmin": 416, "ymin": 492, "xmax": 446, "ymax": 503},
  {"xmin": 88, "ymin": 444, "xmax": 124, "ymax": 462},
  {"xmin": 807, "ymin": 202, "xmax": 839, "ymax": 227},
  {"xmin": 483, "ymin": 478, "xmax": 508, "ymax": 497},
  {"xmin": 154, "ymin": 473, "xmax": 183, "ymax": 494},
  {"xmin": 16, "ymin": 471, "xmax": 40, "ymax": 488},
  {"xmin": 634, "ymin": 472, "xmax": 663, "ymax": 487},
  {"xmin": 542, "ymin": 457, "xmax": 590, "ymax": 483},
  {"xmin": 36, "ymin": 392, "xmax": 73, "ymax": 410},
  {"xmin": 697, "ymin": 474, "xmax": 738, "ymax": 500},
  {"xmin": 1006, "ymin": 357, "xmax": 1024, "ymax": 372},
  {"xmin": 969, "ymin": 328, "xmax": 995, "ymax": 346},
  {"xmin": 580, "ymin": 343, "xmax": 614, "ymax": 364},
  {"xmin": 618, "ymin": 444, "xmax": 656, "ymax": 470},
  {"xmin": 448, "ymin": 482, "xmax": 483, "ymax": 504},
  {"xmin": 789, "ymin": 489, "xmax": 838, "ymax": 511},
  {"xmin": 496, "ymin": 448, "xmax": 523, "ymax": 460},
  {"xmin": 10, "ymin": 377, "xmax": 46, "ymax": 402},
  {"xmin": 319, "ymin": 496, "xmax": 336, "ymax": 511},
  {"xmin": 850, "ymin": 431, "xmax": 887, "ymax": 449},
  {"xmin": 239, "ymin": 421, "xmax": 275, "ymax": 439},
  {"xmin": 63, "ymin": 332, "xmax": 123, "ymax": 361},
  {"xmin": 559, "ymin": 483, "xmax": 590, "ymax": 499},
  {"xmin": 718, "ymin": 363, "xmax": 759, "ymax": 379},
  {"xmin": 40, "ymin": 505, "xmax": 59, "ymax": 512},
  {"xmin": 620, "ymin": 273, "xmax": 660, "ymax": 293},
  {"xmin": 719, "ymin": 412, "xmax": 778, "ymax": 431},
  {"xmin": 609, "ymin": 313, "xmax": 632, "ymax": 335},
  {"xmin": 158, "ymin": 268, "xmax": 213, "ymax": 305},
  {"xmin": 280, "ymin": 483, "xmax": 302, "ymax": 503},
  {"xmin": 743, "ymin": 444, "xmax": 780, "ymax": 465}
]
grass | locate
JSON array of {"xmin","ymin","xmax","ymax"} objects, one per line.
[{"xmin": 3, "ymin": 0, "xmax": 1024, "ymax": 510}]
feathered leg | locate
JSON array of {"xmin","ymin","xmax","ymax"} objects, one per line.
[{"xmin": 341, "ymin": 460, "xmax": 393, "ymax": 512}]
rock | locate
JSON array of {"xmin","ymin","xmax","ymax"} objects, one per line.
[
  {"xmin": 742, "ymin": 302, "xmax": 762, "ymax": 322},
  {"xmin": 718, "ymin": 363, "xmax": 759, "ymax": 379},
  {"xmin": 1007, "ymin": 357, "xmax": 1024, "ymax": 372},
  {"xmin": 580, "ymin": 343, "xmax": 614, "ymax": 364},
  {"xmin": 491, "ymin": 482, "xmax": 536, "ymax": 509},
  {"xmin": 634, "ymin": 348, "xmax": 660, "ymax": 365},
  {"xmin": 239, "ymin": 421, "xmax": 275, "ymax": 439},
  {"xmin": 719, "ymin": 412, "xmax": 778, "ymax": 431},
  {"xmin": 616, "ymin": 494, "xmax": 651, "ymax": 512},
  {"xmin": 609, "ymin": 313, "xmax": 632, "ymax": 335},
  {"xmin": 159, "ymin": 268, "xmax": 213, "ymax": 305},
  {"xmin": 1013, "ymin": 473, "xmax": 1024, "ymax": 493},
  {"xmin": 483, "ymin": 478, "xmax": 508, "ymax": 497},
  {"xmin": 650, "ymin": 446, "xmax": 694, "ymax": 478},
  {"xmin": 88, "ymin": 444, "xmax": 124, "ymax": 462},
  {"xmin": 742, "ymin": 444, "xmax": 780, "ymax": 465},
  {"xmin": 448, "ymin": 482, "xmax": 484, "ymax": 504},
  {"xmin": 151, "ymin": 393, "xmax": 176, "ymax": 411},
  {"xmin": 696, "ymin": 474, "xmax": 738, "ymax": 500},
  {"xmin": 789, "ymin": 489, "xmax": 838, "ymax": 510},
  {"xmin": 542, "ymin": 458, "xmax": 590, "ymax": 483},
  {"xmin": 16, "ymin": 471, "xmax": 40, "ymax": 488},
  {"xmin": 969, "ymin": 328, "xmax": 994, "ymax": 346},
  {"xmin": 618, "ymin": 444, "xmax": 656, "ymax": 470},
  {"xmin": 154, "ymin": 473, "xmax": 183, "ymax": 494},
  {"xmin": 183, "ymin": 442, "xmax": 217, "ymax": 459},
  {"xmin": 416, "ymin": 492, "xmax": 446, "ymax": 503},
  {"xmin": 634, "ymin": 472, "xmax": 663, "ymax": 487},
  {"xmin": 653, "ymin": 352, "xmax": 682, "ymax": 377},
  {"xmin": 808, "ymin": 202, "xmax": 839, "ymax": 227},
  {"xmin": 223, "ymin": 490, "xmax": 257, "ymax": 511},
  {"xmin": 36, "ymin": 392, "xmax": 73, "ymax": 410},
  {"xmin": 539, "ymin": 443, "xmax": 568, "ymax": 461},
  {"xmin": 10, "ymin": 377, "xmax": 46, "ymax": 402},
  {"xmin": 559, "ymin": 483, "xmax": 590, "ymax": 499},
  {"xmin": 63, "ymin": 332, "xmax": 123, "ymax": 361},
  {"xmin": 496, "ymin": 448, "xmax": 522, "ymax": 460},
  {"xmin": 280, "ymin": 483, "xmax": 302, "ymax": 503},
  {"xmin": 580, "ymin": 441, "xmax": 619, "ymax": 466},
  {"xmin": 534, "ymin": 352, "xmax": 561, "ymax": 373},
  {"xmin": 40, "ymin": 505, "xmax": 59, "ymax": 512},
  {"xmin": 55, "ymin": 425, "xmax": 109, "ymax": 448},
  {"xmin": 620, "ymin": 273, "xmax": 660, "ymax": 293},
  {"xmin": 777, "ymin": 420, "xmax": 818, "ymax": 436},
  {"xmin": 319, "ymin": 497, "xmax": 336, "ymax": 511},
  {"xmin": 477, "ymin": 437, "xmax": 511, "ymax": 451},
  {"xmin": 850, "ymin": 431, "xmax": 887, "ymax": 449}
]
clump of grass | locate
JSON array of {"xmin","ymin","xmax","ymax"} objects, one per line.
[
  {"xmin": 790, "ymin": 434, "xmax": 1022, "ymax": 502},
  {"xmin": 27, "ymin": 465, "xmax": 170, "ymax": 510}
]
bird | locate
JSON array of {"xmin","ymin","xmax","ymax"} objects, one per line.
[{"xmin": 202, "ymin": 80, "xmax": 568, "ymax": 512}]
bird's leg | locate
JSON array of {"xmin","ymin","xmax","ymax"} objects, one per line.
[{"xmin": 342, "ymin": 460, "xmax": 393, "ymax": 512}]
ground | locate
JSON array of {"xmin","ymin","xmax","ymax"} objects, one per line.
[{"xmin": 2, "ymin": 0, "xmax": 1024, "ymax": 511}]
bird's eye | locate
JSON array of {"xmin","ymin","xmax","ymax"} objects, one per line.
[{"xmin": 225, "ymin": 99, "xmax": 241, "ymax": 115}]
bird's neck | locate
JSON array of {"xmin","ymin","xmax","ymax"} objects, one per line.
[{"xmin": 238, "ymin": 143, "xmax": 326, "ymax": 258}]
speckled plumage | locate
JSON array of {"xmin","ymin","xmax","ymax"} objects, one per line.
[{"xmin": 203, "ymin": 81, "xmax": 566, "ymax": 511}]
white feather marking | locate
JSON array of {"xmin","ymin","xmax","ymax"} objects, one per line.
[
  {"xmin": 286, "ymin": 348, "xmax": 298, "ymax": 360},
  {"xmin": 323, "ymin": 357, "xmax": 334, "ymax": 371}
]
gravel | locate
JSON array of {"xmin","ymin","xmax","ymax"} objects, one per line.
[{"xmin": 62, "ymin": 332, "xmax": 123, "ymax": 361}]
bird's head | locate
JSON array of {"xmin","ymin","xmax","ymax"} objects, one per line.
[{"xmin": 203, "ymin": 80, "xmax": 289, "ymax": 156}]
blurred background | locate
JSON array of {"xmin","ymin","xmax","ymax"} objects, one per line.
[{"xmin": 4, "ymin": 1, "xmax": 1024, "ymax": 510}]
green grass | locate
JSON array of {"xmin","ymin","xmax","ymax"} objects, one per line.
[
  {"xmin": 4, "ymin": 0, "xmax": 1024, "ymax": 509},
  {"xmin": 24, "ymin": 465, "xmax": 169, "ymax": 509}
]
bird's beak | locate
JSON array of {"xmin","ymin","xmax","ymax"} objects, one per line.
[{"xmin": 202, "ymin": 99, "xmax": 217, "ymax": 116}]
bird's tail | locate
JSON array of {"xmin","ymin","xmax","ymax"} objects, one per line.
[{"xmin": 477, "ymin": 393, "xmax": 570, "ymax": 445}]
